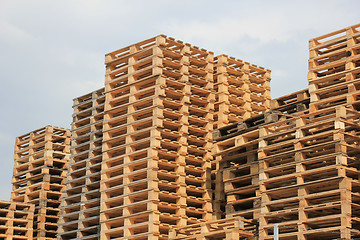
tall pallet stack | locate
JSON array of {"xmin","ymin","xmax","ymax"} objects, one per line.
[
  {"xmin": 100, "ymin": 35, "xmax": 214, "ymax": 240},
  {"xmin": 0, "ymin": 200, "xmax": 34, "ymax": 240},
  {"xmin": 308, "ymin": 23, "xmax": 360, "ymax": 112},
  {"xmin": 11, "ymin": 126, "xmax": 71, "ymax": 240},
  {"xmin": 212, "ymin": 55, "xmax": 271, "ymax": 219},
  {"xmin": 58, "ymin": 89, "xmax": 105, "ymax": 240}
]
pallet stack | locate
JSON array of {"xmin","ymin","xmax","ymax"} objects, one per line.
[
  {"xmin": 211, "ymin": 91, "xmax": 297, "ymax": 220},
  {"xmin": 58, "ymin": 88, "xmax": 105, "ymax": 240},
  {"xmin": 0, "ymin": 200, "xmax": 34, "ymax": 240},
  {"xmin": 257, "ymin": 106, "xmax": 360, "ymax": 239},
  {"xmin": 11, "ymin": 126, "xmax": 71, "ymax": 240},
  {"xmin": 214, "ymin": 54, "xmax": 271, "ymax": 129},
  {"xmin": 308, "ymin": 23, "xmax": 360, "ymax": 112},
  {"xmin": 100, "ymin": 35, "xmax": 214, "ymax": 240}
]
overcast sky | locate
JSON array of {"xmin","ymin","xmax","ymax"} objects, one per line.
[{"xmin": 0, "ymin": 0, "xmax": 359, "ymax": 200}]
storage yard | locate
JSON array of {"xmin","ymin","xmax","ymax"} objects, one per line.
[{"xmin": 1, "ymin": 23, "xmax": 360, "ymax": 239}]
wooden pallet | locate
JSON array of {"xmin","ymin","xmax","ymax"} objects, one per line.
[
  {"xmin": 213, "ymin": 110, "xmax": 286, "ymax": 142},
  {"xmin": 168, "ymin": 217, "xmax": 255, "ymax": 240},
  {"xmin": 10, "ymin": 126, "xmax": 70, "ymax": 240},
  {"xmin": 58, "ymin": 88, "xmax": 105, "ymax": 240},
  {"xmin": 0, "ymin": 201, "xmax": 34, "ymax": 240}
]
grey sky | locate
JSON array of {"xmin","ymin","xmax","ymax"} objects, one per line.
[{"xmin": 0, "ymin": 0, "xmax": 359, "ymax": 200}]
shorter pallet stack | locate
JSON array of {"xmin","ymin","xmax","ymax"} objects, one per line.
[
  {"xmin": 11, "ymin": 126, "xmax": 71, "ymax": 240},
  {"xmin": 0, "ymin": 201, "xmax": 34, "ymax": 240},
  {"xmin": 168, "ymin": 217, "xmax": 255, "ymax": 240},
  {"xmin": 58, "ymin": 88, "xmax": 105, "ymax": 240},
  {"xmin": 258, "ymin": 106, "xmax": 360, "ymax": 239}
]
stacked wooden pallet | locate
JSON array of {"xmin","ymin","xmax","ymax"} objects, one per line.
[
  {"xmin": 258, "ymin": 106, "xmax": 360, "ymax": 239},
  {"xmin": 214, "ymin": 54, "xmax": 271, "ymax": 129},
  {"xmin": 308, "ymin": 23, "xmax": 360, "ymax": 112},
  {"xmin": 215, "ymin": 105, "xmax": 360, "ymax": 239},
  {"xmin": 11, "ymin": 126, "xmax": 71, "ymax": 240},
  {"xmin": 0, "ymin": 201, "xmax": 34, "ymax": 240},
  {"xmin": 168, "ymin": 217, "xmax": 255, "ymax": 240},
  {"xmin": 100, "ymin": 35, "xmax": 214, "ymax": 240},
  {"xmin": 58, "ymin": 89, "xmax": 105, "ymax": 240}
]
